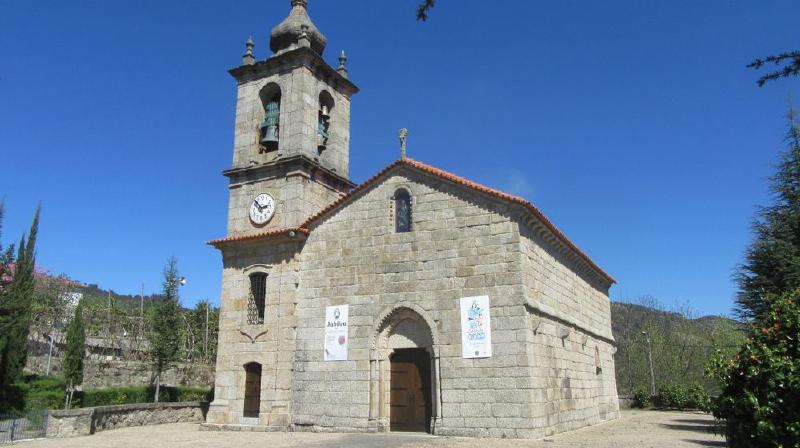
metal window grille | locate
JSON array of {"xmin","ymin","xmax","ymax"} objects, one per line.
[
  {"xmin": 0, "ymin": 410, "xmax": 48, "ymax": 444},
  {"xmin": 395, "ymin": 190, "xmax": 412, "ymax": 233},
  {"xmin": 247, "ymin": 273, "xmax": 267, "ymax": 325}
]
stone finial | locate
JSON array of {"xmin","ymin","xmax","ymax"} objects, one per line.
[
  {"xmin": 399, "ymin": 128, "xmax": 408, "ymax": 159},
  {"xmin": 291, "ymin": 0, "xmax": 308, "ymax": 8},
  {"xmin": 242, "ymin": 36, "xmax": 255, "ymax": 65},
  {"xmin": 337, "ymin": 50, "xmax": 348, "ymax": 78}
]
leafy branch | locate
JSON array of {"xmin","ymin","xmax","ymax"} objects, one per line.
[
  {"xmin": 747, "ymin": 50, "xmax": 800, "ymax": 87},
  {"xmin": 416, "ymin": 0, "xmax": 435, "ymax": 21}
]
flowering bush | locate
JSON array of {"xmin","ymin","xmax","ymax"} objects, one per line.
[{"xmin": 714, "ymin": 291, "xmax": 800, "ymax": 447}]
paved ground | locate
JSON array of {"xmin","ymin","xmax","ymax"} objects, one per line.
[{"xmin": 20, "ymin": 410, "xmax": 725, "ymax": 448}]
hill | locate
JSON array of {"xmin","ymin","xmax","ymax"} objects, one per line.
[{"xmin": 610, "ymin": 300, "xmax": 744, "ymax": 396}]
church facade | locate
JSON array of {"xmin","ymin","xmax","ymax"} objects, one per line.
[{"xmin": 206, "ymin": 0, "xmax": 619, "ymax": 438}]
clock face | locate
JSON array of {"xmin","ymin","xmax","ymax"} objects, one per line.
[{"xmin": 249, "ymin": 193, "xmax": 275, "ymax": 225}]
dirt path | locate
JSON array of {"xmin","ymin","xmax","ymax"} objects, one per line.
[{"xmin": 19, "ymin": 410, "xmax": 725, "ymax": 448}]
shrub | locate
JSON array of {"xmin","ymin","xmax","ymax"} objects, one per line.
[
  {"xmin": 1, "ymin": 374, "xmax": 213, "ymax": 411},
  {"xmin": 14, "ymin": 374, "xmax": 67, "ymax": 411},
  {"xmin": 654, "ymin": 385, "xmax": 688, "ymax": 409},
  {"xmin": 18, "ymin": 374, "xmax": 66, "ymax": 394},
  {"xmin": 80, "ymin": 386, "xmax": 152, "ymax": 407},
  {"xmin": 24, "ymin": 390, "xmax": 65, "ymax": 411},
  {"xmin": 0, "ymin": 386, "xmax": 25, "ymax": 414},
  {"xmin": 175, "ymin": 386, "xmax": 213, "ymax": 402},
  {"xmin": 714, "ymin": 291, "xmax": 800, "ymax": 447},
  {"xmin": 79, "ymin": 385, "xmax": 213, "ymax": 408},
  {"xmin": 686, "ymin": 384, "xmax": 712, "ymax": 412},
  {"xmin": 653, "ymin": 384, "xmax": 711, "ymax": 411},
  {"xmin": 632, "ymin": 388, "xmax": 651, "ymax": 408}
]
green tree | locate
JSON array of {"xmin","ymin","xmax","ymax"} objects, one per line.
[
  {"xmin": 148, "ymin": 257, "xmax": 182, "ymax": 402},
  {"xmin": 63, "ymin": 300, "xmax": 85, "ymax": 408},
  {"xmin": 736, "ymin": 109, "xmax": 800, "ymax": 321},
  {"xmin": 0, "ymin": 206, "xmax": 39, "ymax": 403},
  {"xmin": 32, "ymin": 272, "xmax": 75, "ymax": 337},
  {"xmin": 0, "ymin": 201, "xmax": 15, "ymax": 292},
  {"xmin": 182, "ymin": 300, "xmax": 219, "ymax": 364},
  {"xmin": 714, "ymin": 289, "xmax": 800, "ymax": 446},
  {"xmin": 749, "ymin": 51, "xmax": 800, "ymax": 87}
]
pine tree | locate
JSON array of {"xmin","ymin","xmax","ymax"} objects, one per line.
[
  {"xmin": 0, "ymin": 201, "xmax": 14, "ymax": 292},
  {"xmin": 0, "ymin": 207, "xmax": 39, "ymax": 400},
  {"xmin": 63, "ymin": 300, "xmax": 85, "ymax": 408},
  {"xmin": 149, "ymin": 256, "xmax": 182, "ymax": 402},
  {"xmin": 736, "ymin": 109, "xmax": 800, "ymax": 320},
  {"xmin": 748, "ymin": 51, "xmax": 800, "ymax": 87}
]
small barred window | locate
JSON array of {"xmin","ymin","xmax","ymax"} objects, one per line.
[
  {"xmin": 394, "ymin": 189, "xmax": 412, "ymax": 233},
  {"xmin": 247, "ymin": 273, "xmax": 267, "ymax": 324}
]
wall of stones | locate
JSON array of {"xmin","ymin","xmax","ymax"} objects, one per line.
[
  {"xmin": 26, "ymin": 356, "xmax": 214, "ymax": 388},
  {"xmin": 518, "ymin": 226, "xmax": 620, "ymax": 434},
  {"xmin": 207, "ymin": 238, "xmax": 303, "ymax": 427},
  {"xmin": 46, "ymin": 402, "xmax": 207, "ymax": 438},
  {"xmin": 521, "ymin": 315, "xmax": 619, "ymax": 436},
  {"xmin": 294, "ymin": 167, "xmax": 538, "ymax": 436},
  {"xmin": 519, "ymin": 225, "xmax": 614, "ymax": 340}
]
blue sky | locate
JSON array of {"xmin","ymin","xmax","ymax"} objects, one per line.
[{"xmin": 0, "ymin": 0, "xmax": 797, "ymax": 317}]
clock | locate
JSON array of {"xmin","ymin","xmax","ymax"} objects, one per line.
[{"xmin": 249, "ymin": 193, "xmax": 275, "ymax": 225}]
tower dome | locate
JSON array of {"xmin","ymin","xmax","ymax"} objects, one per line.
[{"xmin": 270, "ymin": 0, "xmax": 327, "ymax": 56}]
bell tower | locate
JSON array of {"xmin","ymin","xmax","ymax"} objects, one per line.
[{"xmin": 224, "ymin": 0, "xmax": 358, "ymax": 236}]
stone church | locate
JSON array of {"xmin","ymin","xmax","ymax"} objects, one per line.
[{"xmin": 206, "ymin": 0, "xmax": 619, "ymax": 438}]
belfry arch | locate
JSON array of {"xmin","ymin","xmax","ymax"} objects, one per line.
[{"xmin": 369, "ymin": 305, "xmax": 441, "ymax": 433}]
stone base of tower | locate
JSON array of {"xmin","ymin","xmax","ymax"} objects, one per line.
[{"xmin": 202, "ymin": 400, "xmax": 292, "ymax": 431}]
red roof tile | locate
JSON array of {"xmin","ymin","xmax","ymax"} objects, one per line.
[{"xmin": 207, "ymin": 227, "xmax": 309, "ymax": 247}]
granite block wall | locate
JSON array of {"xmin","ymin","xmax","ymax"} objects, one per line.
[{"xmin": 209, "ymin": 166, "xmax": 619, "ymax": 437}]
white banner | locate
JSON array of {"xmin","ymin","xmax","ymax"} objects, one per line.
[
  {"xmin": 324, "ymin": 304, "xmax": 349, "ymax": 361},
  {"xmin": 460, "ymin": 296, "xmax": 492, "ymax": 358}
]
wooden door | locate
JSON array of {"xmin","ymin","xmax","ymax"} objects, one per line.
[
  {"xmin": 243, "ymin": 363, "xmax": 262, "ymax": 418},
  {"xmin": 390, "ymin": 348, "xmax": 432, "ymax": 432}
]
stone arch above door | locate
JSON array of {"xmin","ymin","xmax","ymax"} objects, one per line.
[
  {"xmin": 369, "ymin": 303, "xmax": 442, "ymax": 432},
  {"xmin": 372, "ymin": 303, "xmax": 439, "ymax": 358}
]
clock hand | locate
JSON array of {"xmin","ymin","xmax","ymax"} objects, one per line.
[{"xmin": 254, "ymin": 201, "xmax": 263, "ymax": 212}]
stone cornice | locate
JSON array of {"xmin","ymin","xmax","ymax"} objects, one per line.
[
  {"xmin": 229, "ymin": 47, "xmax": 359, "ymax": 97},
  {"xmin": 524, "ymin": 302, "xmax": 616, "ymax": 346},
  {"xmin": 223, "ymin": 154, "xmax": 355, "ymax": 192},
  {"xmin": 517, "ymin": 211, "xmax": 614, "ymax": 291}
]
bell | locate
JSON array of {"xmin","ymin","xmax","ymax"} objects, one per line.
[
  {"xmin": 320, "ymin": 105, "xmax": 330, "ymax": 119},
  {"xmin": 260, "ymin": 124, "xmax": 279, "ymax": 145}
]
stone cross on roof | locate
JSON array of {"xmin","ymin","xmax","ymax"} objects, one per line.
[{"xmin": 399, "ymin": 128, "xmax": 408, "ymax": 159}]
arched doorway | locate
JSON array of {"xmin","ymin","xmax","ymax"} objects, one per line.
[
  {"xmin": 370, "ymin": 305, "xmax": 441, "ymax": 433},
  {"xmin": 243, "ymin": 362, "xmax": 262, "ymax": 418}
]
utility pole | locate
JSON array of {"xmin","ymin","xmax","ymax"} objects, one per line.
[
  {"xmin": 642, "ymin": 331, "xmax": 656, "ymax": 397},
  {"xmin": 107, "ymin": 290, "xmax": 113, "ymax": 354},
  {"xmin": 204, "ymin": 300, "xmax": 209, "ymax": 361},
  {"xmin": 140, "ymin": 282, "xmax": 145, "ymax": 339},
  {"xmin": 140, "ymin": 282, "xmax": 144, "ymax": 319},
  {"xmin": 46, "ymin": 334, "xmax": 55, "ymax": 375}
]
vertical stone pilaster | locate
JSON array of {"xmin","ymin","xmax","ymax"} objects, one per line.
[{"xmin": 368, "ymin": 357, "xmax": 378, "ymax": 419}]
